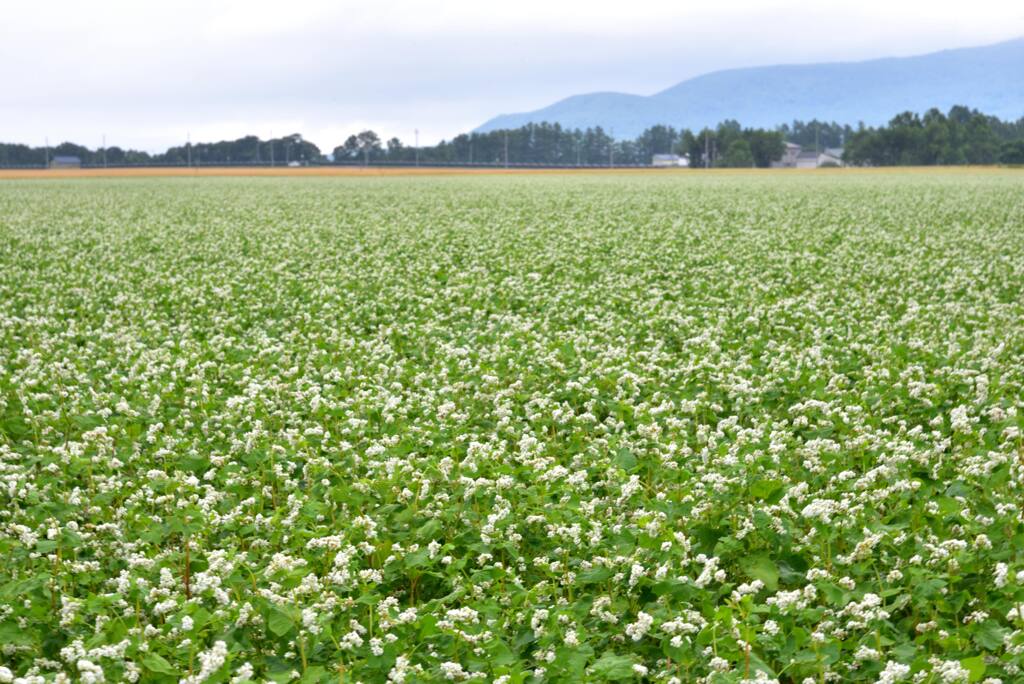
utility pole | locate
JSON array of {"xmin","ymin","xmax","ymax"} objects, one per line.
[
  {"xmin": 415, "ymin": 129, "xmax": 419, "ymax": 166},
  {"xmin": 504, "ymin": 131, "xmax": 509, "ymax": 168}
]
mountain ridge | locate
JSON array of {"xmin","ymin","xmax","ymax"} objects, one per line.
[{"xmin": 475, "ymin": 38, "xmax": 1024, "ymax": 138}]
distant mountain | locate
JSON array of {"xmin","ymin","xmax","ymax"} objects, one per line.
[{"xmin": 475, "ymin": 38, "xmax": 1024, "ymax": 138}]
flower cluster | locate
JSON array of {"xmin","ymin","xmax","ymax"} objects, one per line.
[{"xmin": 0, "ymin": 172, "xmax": 1023, "ymax": 682}]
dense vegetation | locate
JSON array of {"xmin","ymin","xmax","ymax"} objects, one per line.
[
  {"xmin": 844, "ymin": 107, "xmax": 1024, "ymax": 166},
  {"xmin": 4, "ymin": 105, "xmax": 1023, "ymax": 167},
  {"xmin": 2, "ymin": 172, "xmax": 1024, "ymax": 683},
  {"xmin": 0, "ymin": 125, "xmax": 784, "ymax": 168},
  {"xmin": 332, "ymin": 123, "xmax": 785, "ymax": 168},
  {"xmin": 0, "ymin": 135, "xmax": 322, "ymax": 168}
]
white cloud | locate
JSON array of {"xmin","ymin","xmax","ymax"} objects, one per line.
[{"xmin": 1, "ymin": 0, "xmax": 1021, "ymax": 151}]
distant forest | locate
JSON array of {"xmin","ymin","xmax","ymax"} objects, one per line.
[{"xmin": 3, "ymin": 106, "xmax": 1023, "ymax": 167}]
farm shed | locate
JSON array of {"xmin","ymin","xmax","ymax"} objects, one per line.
[
  {"xmin": 651, "ymin": 153, "xmax": 689, "ymax": 167},
  {"xmin": 50, "ymin": 155, "xmax": 81, "ymax": 169}
]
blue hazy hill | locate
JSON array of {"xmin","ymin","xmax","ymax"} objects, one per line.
[{"xmin": 475, "ymin": 38, "xmax": 1024, "ymax": 138}]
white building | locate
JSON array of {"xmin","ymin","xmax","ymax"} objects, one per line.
[
  {"xmin": 771, "ymin": 142, "xmax": 802, "ymax": 168},
  {"xmin": 775, "ymin": 143, "xmax": 844, "ymax": 168},
  {"xmin": 651, "ymin": 153, "xmax": 690, "ymax": 167}
]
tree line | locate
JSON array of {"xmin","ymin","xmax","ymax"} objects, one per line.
[
  {"xmin": 844, "ymin": 106, "xmax": 1024, "ymax": 165},
  {"xmin": 0, "ymin": 134, "xmax": 321, "ymax": 167},
  {"xmin": 329, "ymin": 123, "xmax": 787, "ymax": 168},
  {"xmin": 3, "ymin": 105, "xmax": 1023, "ymax": 168}
]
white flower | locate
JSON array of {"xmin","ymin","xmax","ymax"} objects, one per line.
[
  {"xmin": 877, "ymin": 661, "xmax": 910, "ymax": 683},
  {"xmin": 625, "ymin": 611, "xmax": 654, "ymax": 641}
]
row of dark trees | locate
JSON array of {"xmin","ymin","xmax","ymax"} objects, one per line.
[
  {"xmin": 330, "ymin": 122, "xmax": 788, "ymax": 168},
  {"xmin": 843, "ymin": 106, "xmax": 1024, "ymax": 165},
  {"xmin": 0, "ymin": 124, "xmax": 784, "ymax": 168},
  {"xmin": 4, "ymin": 106, "xmax": 1023, "ymax": 168},
  {"xmin": 0, "ymin": 134, "xmax": 321, "ymax": 167}
]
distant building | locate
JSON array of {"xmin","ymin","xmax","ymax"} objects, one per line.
[
  {"xmin": 822, "ymin": 148, "xmax": 845, "ymax": 166},
  {"xmin": 771, "ymin": 142, "xmax": 802, "ymax": 168},
  {"xmin": 50, "ymin": 155, "xmax": 81, "ymax": 169},
  {"xmin": 774, "ymin": 143, "xmax": 844, "ymax": 168},
  {"xmin": 795, "ymin": 150, "xmax": 821, "ymax": 169},
  {"xmin": 652, "ymin": 153, "xmax": 690, "ymax": 168}
]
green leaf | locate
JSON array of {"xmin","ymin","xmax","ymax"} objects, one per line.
[
  {"xmin": 487, "ymin": 639, "xmax": 517, "ymax": 667},
  {"xmin": 739, "ymin": 553, "xmax": 779, "ymax": 591},
  {"xmin": 299, "ymin": 665, "xmax": 326, "ymax": 683},
  {"xmin": 750, "ymin": 479, "xmax": 783, "ymax": 501},
  {"xmin": 0, "ymin": 621, "xmax": 34, "ymax": 646},
  {"xmin": 577, "ymin": 567, "xmax": 613, "ymax": 584},
  {"xmin": 973, "ymin": 621, "xmax": 1006, "ymax": 651},
  {"xmin": 417, "ymin": 518, "xmax": 443, "ymax": 540},
  {"xmin": 268, "ymin": 607, "xmax": 296, "ymax": 637},
  {"xmin": 588, "ymin": 653, "xmax": 636, "ymax": 681},
  {"xmin": 405, "ymin": 549, "xmax": 430, "ymax": 568},
  {"xmin": 614, "ymin": 448, "xmax": 638, "ymax": 472},
  {"xmin": 555, "ymin": 645, "xmax": 594, "ymax": 677},
  {"xmin": 748, "ymin": 651, "xmax": 776, "ymax": 677},
  {"xmin": 141, "ymin": 652, "xmax": 179, "ymax": 675},
  {"xmin": 961, "ymin": 656, "xmax": 985, "ymax": 682},
  {"xmin": 913, "ymin": 578, "xmax": 946, "ymax": 600}
]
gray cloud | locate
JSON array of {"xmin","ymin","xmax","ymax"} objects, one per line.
[{"xmin": 2, "ymin": 0, "xmax": 1022, "ymax": 151}]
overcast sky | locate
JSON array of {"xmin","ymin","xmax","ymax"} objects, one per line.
[{"xmin": 2, "ymin": 0, "xmax": 1022, "ymax": 151}]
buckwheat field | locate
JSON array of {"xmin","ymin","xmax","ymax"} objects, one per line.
[{"xmin": 2, "ymin": 171, "xmax": 1024, "ymax": 684}]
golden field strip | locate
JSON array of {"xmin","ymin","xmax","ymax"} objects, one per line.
[{"xmin": 0, "ymin": 165, "xmax": 1019, "ymax": 179}]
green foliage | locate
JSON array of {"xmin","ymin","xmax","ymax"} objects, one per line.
[
  {"xmin": 843, "ymin": 105, "xmax": 1017, "ymax": 166},
  {"xmin": 588, "ymin": 653, "xmax": 638, "ymax": 680},
  {"xmin": 0, "ymin": 172, "xmax": 1022, "ymax": 682}
]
